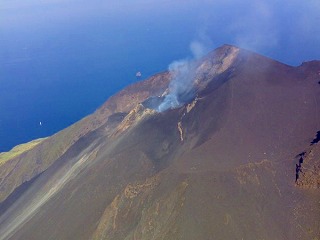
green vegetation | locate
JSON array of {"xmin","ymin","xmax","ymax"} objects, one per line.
[{"xmin": 0, "ymin": 138, "xmax": 47, "ymax": 165}]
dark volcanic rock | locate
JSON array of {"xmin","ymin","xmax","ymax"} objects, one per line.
[{"xmin": 0, "ymin": 45, "xmax": 319, "ymax": 240}]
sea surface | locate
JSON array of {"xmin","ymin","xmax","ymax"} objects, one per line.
[
  {"xmin": 1, "ymin": 0, "xmax": 319, "ymax": 152},
  {"xmin": 0, "ymin": 1, "xmax": 202, "ymax": 152}
]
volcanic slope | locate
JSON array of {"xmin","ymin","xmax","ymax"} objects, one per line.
[{"xmin": 0, "ymin": 45, "xmax": 319, "ymax": 240}]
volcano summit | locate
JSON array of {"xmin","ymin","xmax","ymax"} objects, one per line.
[{"xmin": 0, "ymin": 45, "xmax": 319, "ymax": 240}]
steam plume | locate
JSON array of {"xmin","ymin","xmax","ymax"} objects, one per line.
[{"xmin": 157, "ymin": 41, "xmax": 209, "ymax": 112}]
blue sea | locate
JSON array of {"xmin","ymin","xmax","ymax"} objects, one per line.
[
  {"xmin": 0, "ymin": 1, "xmax": 200, "ymax": 151},
  {"xmin": 1, "ymin": 0, "xmax": 319, "ymax": 152}
]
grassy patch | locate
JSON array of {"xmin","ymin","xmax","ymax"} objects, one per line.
[{"xmin": 0, "ymin": 138, "xmax": 47, "ymax": 165}]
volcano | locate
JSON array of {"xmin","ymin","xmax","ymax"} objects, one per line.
[{"xmin": 0, "ymin": 45, "xmax": 319, "ymax": 240}]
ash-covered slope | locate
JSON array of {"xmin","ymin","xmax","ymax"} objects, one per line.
[
  {"xmin": 0, "ymin": 45, "xmax": 319, "ymax": 240},
  {"xmin": 0, "ymin": 71, "xmax": 170, "ymax": 204}
]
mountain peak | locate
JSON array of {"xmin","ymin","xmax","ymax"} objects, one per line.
[
  {"xmin": 0, "ymin": 45, "xmax": 319, "ymax": 240},
  {"xmin": 141, "ymin": 44, "xmax": 240, "ymax": 113}
]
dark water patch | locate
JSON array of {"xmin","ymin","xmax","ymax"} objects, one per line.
[
  {"xmin": 0, "ymin": 172, "xmax": 43, "ymax": 217},
  {"xmin": 310, "ymin": 131, "xmax": 320, "ymax": 145}
]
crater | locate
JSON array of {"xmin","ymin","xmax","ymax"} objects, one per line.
[{"xmin": 141, "ymin": 96, "xmax": 164, "ymax": 110}]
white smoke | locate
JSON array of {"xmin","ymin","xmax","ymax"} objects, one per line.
[
  {"xmin": 190, "ymin": 41, "xmax": 208, "ymax": 60},
  {"xmin": 157, "ymin": 40, "xmax": 209, "ymax": 112}
]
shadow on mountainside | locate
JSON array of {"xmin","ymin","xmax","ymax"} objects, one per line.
[
  {"xmin": 310, "ymin": 131, "xmax": 320, "ymax": 145},
  {"xmin": 0, "ymin": 173, "xmax": 42, "ymax": 217}
]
